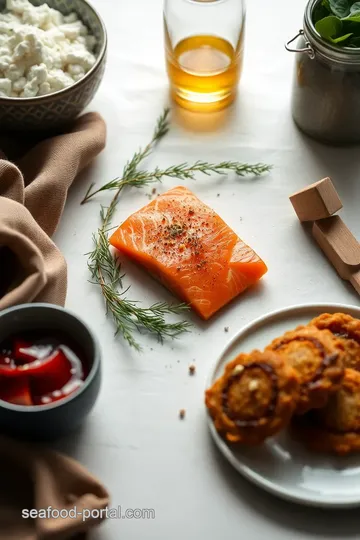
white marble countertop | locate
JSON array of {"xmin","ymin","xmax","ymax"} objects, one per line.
[{"xmin": 53, "ymin": 0, "xmax": 360, "ymax": 538}]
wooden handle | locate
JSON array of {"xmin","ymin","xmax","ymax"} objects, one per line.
[
  {"xmin": 350, "ymin": 270, "xmax": 360, "ymax": 295},
  {"xmin": 312, "ymin": 217, "xmax": 360, "ymax": 280}
]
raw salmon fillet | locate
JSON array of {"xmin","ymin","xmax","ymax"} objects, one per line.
[{"xmin": 109, "ymin": 186, "xmax": 267, "ymax": 320}]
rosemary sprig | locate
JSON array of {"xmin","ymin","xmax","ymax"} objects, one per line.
[
  {"xmin": 81, "ymin": 109, "xmax": 170, "ymax": 205},
  {"xmin": 85, "ymin": 107, "xmax": 272, "ymax": 350},
  {"xmin": 87, "ymin": 108, "xmax": 192, "ymax": 351},
  {"xmin": 81, "ymin": 161, "xmax": 272, "ymax": 203}
]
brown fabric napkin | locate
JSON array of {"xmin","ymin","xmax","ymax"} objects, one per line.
[
  {"xmin": 0, "ymin": 112, "xmax": 106, "ymax": 309},
  {"xmin": 0, "ymin": 114, "xmax": 109, "ymax": 538},
  {"xmin": 0, "ymin": 435, "xmax": 110, "ymax": 540}
]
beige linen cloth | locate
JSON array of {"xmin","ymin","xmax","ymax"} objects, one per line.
[
  {"xmin": 0, "ymin": 435, "xmax": 110, "ymax": 540},
  {"xmin": 0, "ymin": 112, "xmax": 106, "ymax": 309},
  {"xmin": 0, "ymin": 113, "xmax": 110, "ymax": 538}
]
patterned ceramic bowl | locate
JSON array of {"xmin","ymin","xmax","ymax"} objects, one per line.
[{"xmin": 0, "ymin": 0, "xmax": 107, "ymax": 131}]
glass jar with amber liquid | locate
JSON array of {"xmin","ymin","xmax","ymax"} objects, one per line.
[{"xmin": 164, "ymin": 0, "xmax": 245, "ymax": 112}]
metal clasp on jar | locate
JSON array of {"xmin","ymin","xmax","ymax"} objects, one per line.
[{"xmin": 285, "ymin": 29, "xmax": 315, "ymax": 59}]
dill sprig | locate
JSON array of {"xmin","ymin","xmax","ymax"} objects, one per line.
[
  {"xmin": 87, "ymin": 108, "xmax": 192, "ymax": 351},
  {"xmin": 81, "ymin": 160, "xmax": 272, "ymax": 204}
]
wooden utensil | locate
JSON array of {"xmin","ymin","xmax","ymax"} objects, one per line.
[
  {"xmin": 289, "ymin": 177, "xmax": 343, "ymax": 222},
  {"xmin": 289, "ymin": 177, "xmax": 360, "ymax": 296},
  {"xmin": 313, "ymin": 217, "xmax": 360, "ymax": 295}
]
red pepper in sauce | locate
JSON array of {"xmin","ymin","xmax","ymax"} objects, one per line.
[
  {"xmin": 0, "ymin": 334, "xmax": 87, "ymax": 406},
  {"xmin": 0, "ymin": 376, "xmax": 33, "ymax": 406}
]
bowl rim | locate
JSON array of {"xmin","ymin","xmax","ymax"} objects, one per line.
[
  {"xmin": 0, "ymin": 303, "xmax": 101, "ymax": 413},
  {"xmin": 0, "ymin": 0, "xmax": 108, "ymax": 104}
]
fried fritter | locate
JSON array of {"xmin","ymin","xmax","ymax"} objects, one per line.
[
  {"xmin": 310, "ymin": 313, "xmax": 360, "ymax": 372},
  {"xmin": 291, "ymin": 369, "xmax": 360, "ymax": 456},
  {"xmin": 205, "ymin": 350, "xmax": 299, "ymax": 445},
  {"xmin": 266, "ymin": 326, "xmax": 344, "ymax": 414}
]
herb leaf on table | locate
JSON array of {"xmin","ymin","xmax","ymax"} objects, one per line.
[
  {"xmin": 86, "ymin": 109, "xmax": 192, "ymax": 351},
  {"xmin": 81, "ymin": 161, "xmax": 271, "ymax": 202},
  {"xmin": 84, "ymin": 109, "xmax": 271, "ymax": 350}
]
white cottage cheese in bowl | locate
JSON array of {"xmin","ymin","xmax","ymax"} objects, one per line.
[{"xmin": 0, "ymin": 0, "xmax": 97, "ymax": 98}]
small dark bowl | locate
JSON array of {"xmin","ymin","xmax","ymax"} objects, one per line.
[{"xmin": 0, "ymin": 303, "xmax": 101, "ymax": 442}]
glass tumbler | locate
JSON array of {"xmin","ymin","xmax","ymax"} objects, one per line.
[{"xmin": 164, "ymin": 0, "xmax": 246, "ymax": 112}]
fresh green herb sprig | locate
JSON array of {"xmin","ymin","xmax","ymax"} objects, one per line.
[
  {"xmin": 314, "ymin": 0, "xmax": 360, "ymax": 46},
  {"xmin": 85, "ymin": 108, "xmax": 271, "ymax": 350},
  {"xmin": 87, "ymin": 109, "xmax": 192, "ymax": 351},
  {"xmin": 81, "ymin": 161, "xmax": 271, "ymax": 203}
]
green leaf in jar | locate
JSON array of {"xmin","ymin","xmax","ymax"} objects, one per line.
[
  {"xmin": 313, "ymin": 0, "xmax": 332, "ymax": 22},
  {"xmin": 347, "ymin": 35, "xmax": 360, "ymax": 45},
  {"xmin": 312, "ymin": 0, "xmax": 360, "ymax": 46},
  {"xmin": 341, "ymin": 16, "xmax": 360, "ymax": 41},
  {"xmin": 350, "ymin": 1, "xmax": 360, "ymax": 13},
  {"xmin": 329, "ymin": 0, "xmax": 350, "ymax": 17},
  {"xmin": 330, "ymin": 31, "xmax": 354, "ymax": 41},
  {"xmin": 342, "ymin": 13, "xmax": 360, "ymax": 19},
  {"xmin": 315, "ymin": 15, "xmax": 343, "ymax": 38}
]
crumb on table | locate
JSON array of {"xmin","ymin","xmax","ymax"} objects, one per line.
[
  {"xmin": 152, "ymin": 188, "xmax": 157, "ymax": 194},
  {"xmin": 179, "ymin": 409, "xmax": 186, "ymax": 419},
  {"xmin": 189, "ymin": 364, "xmax": 196, "ymax": 375},
  {"xmin": 224, "ymin": 327, "xmax": 229, "ymax": 333}
]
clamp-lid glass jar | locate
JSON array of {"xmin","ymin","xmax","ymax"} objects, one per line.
[{"xmin": 286, "ymin": 0, "xmax": 360, "ymax": 145}]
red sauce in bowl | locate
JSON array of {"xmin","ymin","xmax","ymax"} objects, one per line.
[{"xmin": 0, "ymin": 333, "xmax": 88, "ymax": 406}]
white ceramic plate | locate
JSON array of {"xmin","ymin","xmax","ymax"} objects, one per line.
[{"xmin": 206, "ymin": 303, "xmax": 360, "ymax": 508}]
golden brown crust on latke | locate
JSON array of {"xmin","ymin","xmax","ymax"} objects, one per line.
[
  {"xmin": 291, "ymin": 369, "xmax": 360, "ymax": 456},
  {"xmin": 205, "ymin": 350, "xmax": 300, "ymax": 446},
  {"xmin": 266, "ymin": 326, "xmax": 344, "ymax": 414},
  {"xmin": 310, "ymin": 313, "xmax": 360, "ymax": 372}
]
